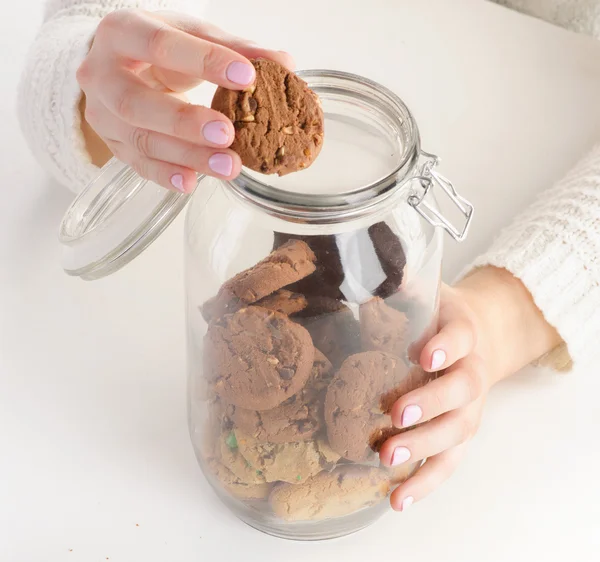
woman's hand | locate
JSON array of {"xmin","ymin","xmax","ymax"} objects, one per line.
[
  {"xmin": 381, "ymin": 266, "xmax": 562, "ymax": 511},
  {"xmin": 76, "ymin": 9, "xmax": 294, "ymax": 192}
]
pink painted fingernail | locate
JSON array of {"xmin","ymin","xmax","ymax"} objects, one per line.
[
  {"xmin": 401, "ymin": 405, "xmax": 422, "ymax": 428},
  {"xmin": 208, "ymin": 153, "xmax": 233, "ymax": 177},
  {"xmin": 401, "ymin": 496, "xmax": 414, "ymax": 511},
  {"xmin": 226, "ymin": 61, "xmax": 255, "ymax": 86},
  {"xmin": 431, "ymin": 349, "xmax": 446, "ymax": 370},
  {"xmin": 170, "ymin": 173, "xmax": 185, "ymax": 192},
  {"xmin": 203, "ymin": 121, "xmax": 230, "ymax": 146},
  {"xmin": 391, "ymin": 446, "xmax": 411, "ymax": 466}
]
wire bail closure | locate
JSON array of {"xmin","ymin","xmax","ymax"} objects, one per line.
[{"xmin": 407, "ymin": 150, "xmax": 474, "ymax": 242}]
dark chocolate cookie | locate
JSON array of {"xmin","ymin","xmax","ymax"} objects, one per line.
[
  {"xmin": 231, "ymin": 349, "xmax": 333, "ymax": 443},
  {"xmin": 272, "ymin": 233, "xmax": 345, "ymax": 300},
  {"xmin": 200, "ymin": 240, "xmax": 316, "ymax": 322},
  {"xmin": 360, "ymin": 296, "xmax": 409, "ymax": 358},
  {"xmin": 367, "ymin": 222, "xmax": 406, "ymax": 299},
  {"xmin": 324, "ymin": 351, "xmax": 416, "ymax": 462},
  {"xmin": 211, "ymin": 59, "xmax": 324, "ymax": 175},
  {"xmin": 204, "ymin": 306, "xmax": 315, "ymax": 410}
]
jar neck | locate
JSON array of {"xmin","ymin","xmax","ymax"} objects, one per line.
[{"xmin": 226, "ymin": 70, "xmax": 422, "ymax": 225}]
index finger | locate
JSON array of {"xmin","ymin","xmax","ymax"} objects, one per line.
[{"xmin": 96, "ymin": 10, "xmax": 256, "ymax": 89}]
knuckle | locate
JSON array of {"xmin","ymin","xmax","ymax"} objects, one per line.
[
  {"xmin": 466, "ymin": 368, "xmax": 484, "ymax": 402},
  {"xmin": 114, "ymin": 87, "xmax": 137, "ymax": 121},
  {"xmin": 146, "ymin": 23, "xmax": 175, "ymax": 63},
  {"xmin": 129, "ymin": 127, "xmax": 152, "ymax": 157},
  {"xmin": 99, "ymin": 8, "xmax": 136, "ymax": 34}
]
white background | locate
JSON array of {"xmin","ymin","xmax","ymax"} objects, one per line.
[{"xmin": 1, "ymin": 0, "xmax": 599, "ymax": 560}]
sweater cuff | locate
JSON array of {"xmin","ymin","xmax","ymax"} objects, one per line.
[
  {"xmin": 18, "ymin": 16, "xmax": 101, "ymax": 193},
  {"xmin": 463, "ymin": 211, "xmax": 600, "ymax": 373}
]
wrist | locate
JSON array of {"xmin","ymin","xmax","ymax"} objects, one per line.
[{"xmin": 455, "ymin": 266, "xmax": 562, "ymax": 383}]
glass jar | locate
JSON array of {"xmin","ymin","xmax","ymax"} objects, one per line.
[{"xmin": 59, "ymin": 70, "xmax": 473, "ymax": 541}]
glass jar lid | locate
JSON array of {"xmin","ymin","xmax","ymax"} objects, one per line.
[{"xmin": 59, "ymin": 70, "xmax": 472, "ymax": 280}]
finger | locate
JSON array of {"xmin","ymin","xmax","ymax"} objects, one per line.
[
  {"xmin": 96, "ymin": 71, "xmax": 235, "ymax": 146},
  {"xmin": 419, "ymin": 316, "xmax": 477, "ymax": 373},
  {"xmin": 108, "ymin": 140, "xmax": 198, "ymax": 193},
  {"xmin": 95, "ymin": 10, "xmax": 256, "ymax": 89},
  {"xmin": 156, "ymin": 12, "xmax": 296, "ymax": 70},
  {"xmin": 389, "ymin": 444, "xmax": 468, "ymax": 511},
  {"xmin": 90, "ymin": 110, "xmax": 242, "ymax": 180},
  {"xmin": 390, "ymin": 355, "xmax": 487, "ymax": 428},
  {"xmin": 379, "ymin": 406, "xmax": 480, "ymax": 467}
]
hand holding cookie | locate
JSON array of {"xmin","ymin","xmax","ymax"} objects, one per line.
[{"xmin": 77, "ymin": 9, "xmax": 295, "ymax": 192}]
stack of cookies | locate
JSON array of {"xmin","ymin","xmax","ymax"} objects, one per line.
[{"xmin": 199, "ymin": 228, "xmax": 433, "ymax": 522}]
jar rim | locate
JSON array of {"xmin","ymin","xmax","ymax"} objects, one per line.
[{"xmin": 226, "ymin": 69, "xmax": 421, "ymax": 223}]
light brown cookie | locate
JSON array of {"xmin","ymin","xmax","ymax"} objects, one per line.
[
  {"xmin": 231, "ymin": 349, "xmax": 333, "ymax": 443},
  {"xmin": 269, "ymin": 465, "xmax": 390, "ymax": 521},
  {"xmin": 211, "ymin": 59, "xmax": 324, "ymax": 176},
  {"xmin": 295, "ymin": 297, "xmax": 361, "ymax": 368},
  {"xmin": 360, "ymin": 296, "xmax": 409, "ymax": 357},
  {"xmin": 204, "ymin": 306, "xmax": 315, "ymax": 410},
  {"xmin": 324, "ymin": 351, "xmax": 416, "ymax": 462},
  {"xmin": 205, "ymin": 458, "xmax": 271, "ymax": 500},
  {"xmin": 219, "ymin": 431, "xmax": 267, "ymax": 485},
  {"xmin": 255, "ymin": 289, "xmax": 308, "ymax": 316},
  {"xmin": 235, "ymin": 429, "xmax": 340, "ymax": 484},
  {"xmin": 201, "ymin": 240, "xmax": 316, "ymax": 322}
]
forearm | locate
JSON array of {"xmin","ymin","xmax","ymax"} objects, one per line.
[{"xmin": 459, "ymin": 142, "xmax": 600, "ymax": 373}]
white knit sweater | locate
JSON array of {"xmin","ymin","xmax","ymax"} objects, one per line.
[{"xmin": 17, "ymin": 0, "xmax": 600, "ymax": 372}]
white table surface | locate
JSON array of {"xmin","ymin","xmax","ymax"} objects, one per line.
[{"xmin": 1, "ymin": 0, "xmax": 599, "ymax": 560}]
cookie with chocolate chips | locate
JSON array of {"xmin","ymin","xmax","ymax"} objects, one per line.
[
  {"xmin": 324, "ymin": 351, "xmax": 416, "ymax": 462},
  {"xmin": 204, "ymin": 306, "xmax": 315, "ymax": 410},
  {"xmin": 211, "ymin": 59, "xmax": 324, "ymax": 175},
  {"xmin": 231, "ymin": 349, "xmax": 333, "ymax": 443}
]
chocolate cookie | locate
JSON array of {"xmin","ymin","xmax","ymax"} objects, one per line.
[
  {"xmin": 272, "ymin": 233, "xmax": 345, "ymax": 300},
  {"xmin": 201, "ymin": 240, "xmax": 316, "ymax": 321},
  {"xmin": 256, "ymin": 289, "xmax": 308, "ymax": 316},
  {"xmin": 204, "ymin": 306, "xmax": 315, "ymax": 410},
  {"xmin": 360, "ymin": 297, "xmax": 409, "ymax": 358},
  {"xmin": 295, "ymin": 297, "xmax": 361, "ymax": 368},
  {"xmin": 231, "ymin": 349, "xmax": 333, "ymax": 443},
  {"xmin": 324, "ymin": 351, "xmax": 416, "ymax": 462},
  {"xmin": 211, "ymin": 59, "xmax": 324, "ymax": 175},
  {"xmin": 269, "ymin": 465, "xmax": 390, "ymax": 521},
  {"xmin": 235, "ymin": 429, "xmax": 340, "ymax": 484},
  {"xmin": 367, "ymin": 222, "xmax": 406, "ymax": 299}
]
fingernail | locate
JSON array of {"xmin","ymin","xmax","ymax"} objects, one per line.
[
  {"xmin": 203, "ymin": 121, "xmax": 230, "ymax": 146},
  {"xmin": 431, "ymin": 349, "xmax": 446, "ymax": 371},
  {"xmin": 170, "ymin": 173, "xmax": 185, "ymax": 192},
  {"xmin": 401, "ymin": 496, "xmax": 414, "ymax": 511},
  {"xmin": 208, "ymin": 153, "xmax": 233, "ymax": 177},
  {"xmin": 401, "ymin": 405, "xmax": 422, "ymax": 428},
  {"xmin": 226, "ymin": 61, "xmax": 255, "ymax": 86},
  {"xmin": 391, "ymin": 446, "xmax": 411, "ymax": 466}
]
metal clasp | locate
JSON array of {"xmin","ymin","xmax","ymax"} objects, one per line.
[{"xmin": 407, "ymin": 150, "xmax": 474, "ymax": 242}]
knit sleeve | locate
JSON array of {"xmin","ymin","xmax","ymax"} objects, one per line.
[
  {"xmin": 17, "ymin": 0, "xmax": 201, "ymax": 194},
  {"xmin": 464, "ymin": 143, "xmax": 600, "ymax": 372}
]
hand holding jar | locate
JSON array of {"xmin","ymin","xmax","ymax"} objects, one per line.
[
  {"xmin": 381, "ymin": 267, "xmax": 562, "ymax": 512},
  {"xmin": 76, "ymin": 9, "xmax": 294, "ymax": 193}
]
